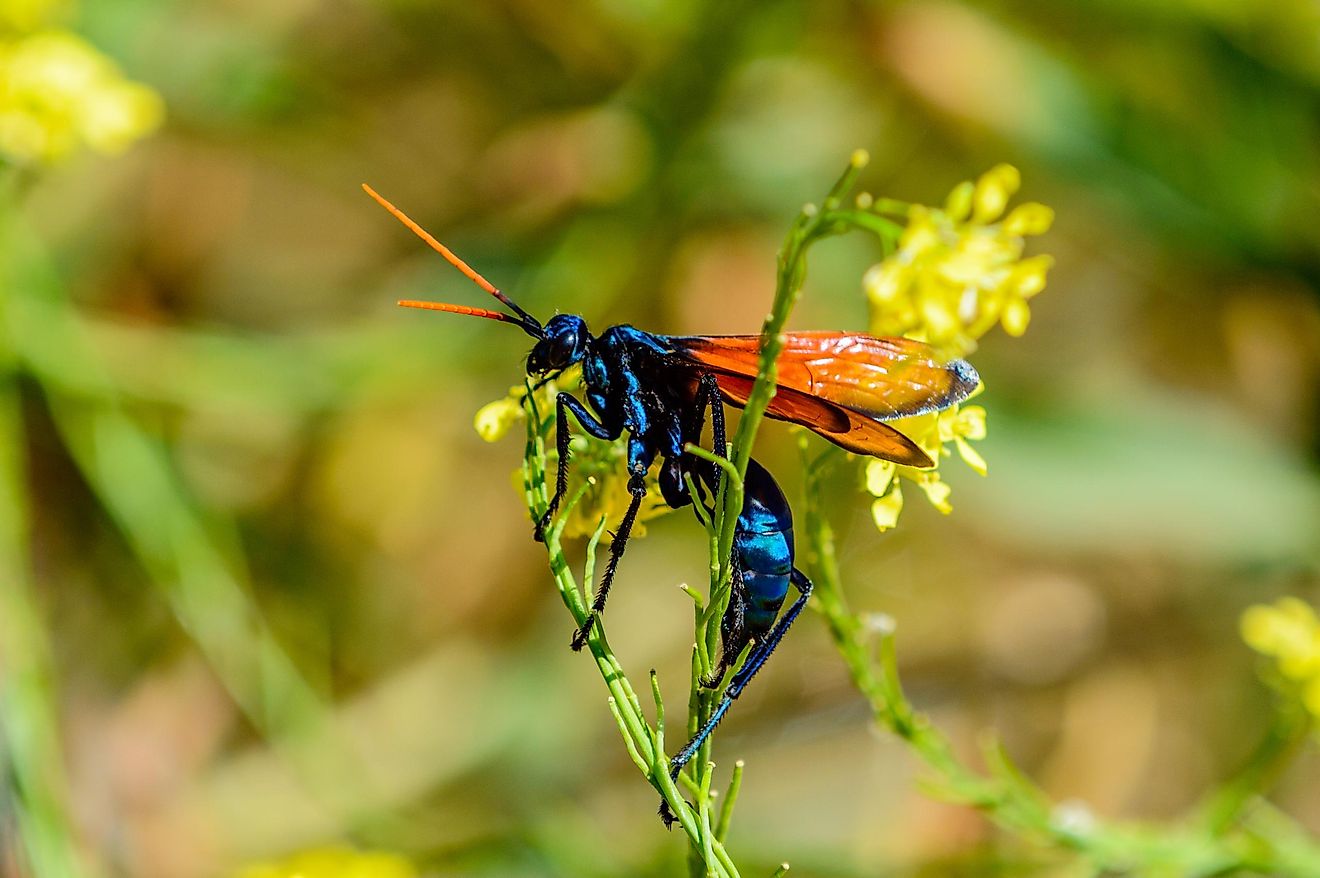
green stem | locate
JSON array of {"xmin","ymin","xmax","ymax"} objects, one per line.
[
  {"xmin": 521, "ymin": 390, "xmax": 738, "ymax": 878},
  {"xmin": 715, "ymin": 760, "xmax": 744, "ymax": 842},
  {"xmin": 698, "ymin": 761, "xmax": 717, "ymax": 877},
  {"xmin": 0, "ymin": 380, "xmax": 94, "ymax": 878},
  {"xmin": 514, "ymin": 154, "xmax": 877, "ymax": 874},
  {"xmin": 1197, "ymin": 703, "xmax": 1312, "ymax": 835},
  {"xmin": 716, "ymin": 150, "xmax": 872, "ymax": 565},
  {"xmin": 802, "ymin": 450, "xmax": 1320, "ymax": 877},
  {"xmin": 680, "ymin": 152, "xmax": 877, "ymax": 838}
]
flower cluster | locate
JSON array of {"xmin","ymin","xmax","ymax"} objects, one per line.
[
  {"xmin": 474, "ymin": 371, "xmax": 673, "ymax": 540},
  {"xmin": 0, "ymin": 4, "xmax": 162, "ymax": 165},
  {"xmin": 1, "ymin": 0, "xmax": 65, "ymax": 32},
  {"xmin": 861, "ymin": 164, "xmax": 1052, "ymax": 530},
  {"xmin": 1241, "ymin": 597, "xmax": 1320, "ymax": 719},
  {"xmin": 864, "ymin": 164, "xmax": 1054, "ymax": 353},
  {"xmin": 865, "ymin": 387, "xmax": 987, "ymax": 531},
  {"xmin": 235, "ymin": 846, "xmax": 415, "ymax": 878}
]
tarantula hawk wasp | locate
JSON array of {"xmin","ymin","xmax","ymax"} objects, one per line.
[{"xmin": 364, "ymin": 183, "xmax": 978, "ymax": 821}]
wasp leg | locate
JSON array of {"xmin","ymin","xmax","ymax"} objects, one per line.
[
  {"xmin": 535, "ymin": 392, "xmax": 619, "ymax": 542},
  {"xmin": 570, "ymin": 439, "xmax": 654, "ymax": 651},
  {"xmin": 701, "ymin": 560, "xmax": 748, "ymax": 690},
  {"xmin": 701, "ymin": 371, "xmax": 727, "ymax": 486},
  {"xmin": 659, "ymin": 568, "xmax": 813, "ymax": 827},
  {"xmin": 685, "ymin": 372, "xmax": 724, "ymax": 452},
  {"xmin": 719, "ymin": 568, "xmax": 812, "ymax": 702},
  {"xmin": 684, "ymin": 371, "xmax": 726, "ymax": 490}
]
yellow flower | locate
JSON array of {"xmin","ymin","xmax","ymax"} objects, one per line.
[
  {"xmin": 859, "ymin": 164, "xmax": 1051, "ymax": 531},
  {"xmin": 0, "ymin": 29, "xmax": 163, "ymax": 164},
  {"xmin": 863, "ymin": 385, "xmax": 987, "ymax": 523},
  {"xmin": 865, "ymin": 459, "xmax": 903, "ymax": 531},
  {"xmin": 864, "ymin": 163, "xmax": 1054, "ymax": 356},
  {"xmin": 939, "ymin": 404, "xmax": 987, "ymax": 476},
  {"xmin": 234, "ymin": 846, "xmax": 416, "ymax": 878},
  {"xmin": 0, "ymin": 0, "xmax": 68, "ymax": 33},
  {"xmin": 473, "ymin": 366, "xmax": 581, "ymax": 443},
  {"xmin": 474, "ymin": 388, "xmax": 529, "ymax": 442},
  {"xmin": 1241, "ymin": 597, "xmax": 1320, "ymax": 719},
  {"xmin": 870, "ymin": 480, "xmax": 904, "ymax": 531}
]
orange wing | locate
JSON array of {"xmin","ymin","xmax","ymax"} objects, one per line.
[
  {"xmin": 667, "ymin": 331, "xmax": 979, "ymax": 467},
  {"xmin": 708, "ymin": 373, "xmax": 934, "ymax": 467},
  {"xmin": 670, "ymin": 332, "xmax": 978, "ymax": 420}
]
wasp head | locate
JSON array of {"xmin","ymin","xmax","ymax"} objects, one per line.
[{"xmin": 528, "ymin": 314, "xmax": 589, "ymax": 376}]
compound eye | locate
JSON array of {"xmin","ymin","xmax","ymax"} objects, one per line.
[{"xmin": 551, "ymin": 331, "xmax": 577, "ymax": 368}]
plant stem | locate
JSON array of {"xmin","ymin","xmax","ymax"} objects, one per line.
[
  {"xmin": 1198, "ymin": 703, "xmax": 1312, "ymax": 835},
  {"xmin": 801, "ymin": 441, "xmax": 1320, "ymax": 877},
  {"xmin": 0, "ymin": 380, "xmax": 93, "ymax": 877},
  {"xmin": 521, "ymin": 388, "xmax": 739, "ymax": 878},
  {"xmin": 683, "ymin": 150, "xmax": 876, "ymax": 820},
  {"xmin": 517, "ymin": 154, "xmax": 881, "ymax": 876}
]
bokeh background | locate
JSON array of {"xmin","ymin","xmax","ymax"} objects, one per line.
[{"xmin": 4, "ymin": 0, "xmax": 1320, "ymax": 875}]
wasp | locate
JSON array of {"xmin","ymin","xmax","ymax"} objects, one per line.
[{"xmin": 364, "ymin": 184, "xmax": 978, "ymax": 807}]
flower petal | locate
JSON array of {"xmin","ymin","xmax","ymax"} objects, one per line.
[
  {"xmin": 957, "ymin": 405, "xmax": 987, "ymax": 440},
  {"xmin": 1003, "ymin": 202, "xmax": 1055, "ymax": 236},
  {"xmin": 1001, "ymin": 298, "xmax": 1031, "ymax": 337},
  {"xmin": 1008, "ymin": 254, "xmax": 1054, "ymax": 300},
  {"xmin": 913, "ymin": 472, "xmax": 953, "ymax": 514},
  {"xmin": 972, "ymin": 164, "xmax": 1020, "ymax": 223},
  {"xmin": 474, "ymin": 398, "xmax": 522, "ymax": 442},
  {"xmin": 866, "ymin": 459, "xmax": 897, "ymax": 496},
  {"xmin": 954, "ymin": 436, "xmax": 988, "ymax": 476},
  {"xmin": 944, "ymin": 180, "xmax": 974, "ymax": 221},
  {"xmin": 871, "ymin": 485, "xmax": 904, "ymax": 531}
]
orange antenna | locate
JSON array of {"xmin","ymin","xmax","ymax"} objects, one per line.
[
  {"xmin": 362, "ymin": 183, "xmax": 542, "ymax": 332},
  {"xmin": 397, "ymin": 299, "xmax": 527, "ymax": 327}
]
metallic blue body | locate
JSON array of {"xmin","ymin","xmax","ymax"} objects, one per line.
[
  {"xmin": 733, "ymin": 461, "xmax": 794, "ymax": 635},
  {"xmin": 408, "ymin": 300, "xmax": 815, "ymax": 800},
  {"xmin": 531, "ymin": 318, "xmax": 729, "ymax": 650},
  {"xmin": 529, "ymin": 316, "xmax": 815, "ymax": 827}
]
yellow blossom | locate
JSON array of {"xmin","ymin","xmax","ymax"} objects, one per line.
[
  {"xmin": 474, "ymin": 387, "xmax": 530, "ymax": 442},
  {"xmin": 864, "ymin": 163, "xmax": 1053, "ymax": 356},
  {"xmin": 870, "ymin": 480, "xmax": 903, "ymax": 531},
  {"xmin": 910, "ymin": 469, "xmax": 951, "ymax": 514},
  {"xmin": 234, "ymin": 846, "xmax": 416, "ymax": 878},
  {"xmin": 864, "ymin": 384, "xmax": 988, "ymax": 522},
  {"xmin": 859, "ymin": 164, "xmax": 1052, "ymax": 531},
  {"xmin": 941, "ymin": 404, "xmax": 987, "ymax": 475},
  {"xmin": 865, "ymin": 459, "xmax": 901, "ymax": 531},
  {"xmin": 473, "ymin": 367, "xmax": 581, "ymax": 443},
  {"xmin": 0, "ymin": 0, "xmax": 68, "ymax": 33},
  {"xmin": 1241, "ymin": 597, "xmax": 1320, "ymax": 719},
  {"xmin": 0, "ymin": 29, "xmax": 163, "ymax": 164}
]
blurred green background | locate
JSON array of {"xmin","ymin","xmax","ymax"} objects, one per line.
[{"xmin": 4, "ymin": 0, "xmax": 1320, "ymax": 875}]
